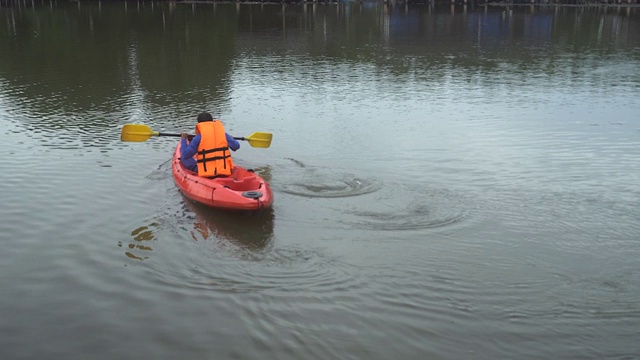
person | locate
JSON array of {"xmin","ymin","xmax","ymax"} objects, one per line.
[{"xmin": 180, "ymin": 112, "xmax": 240, "ymax": 177}]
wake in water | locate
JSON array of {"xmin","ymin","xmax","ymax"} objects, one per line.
[
  {"xmin": 145, "ymin": 158, "xmax": 172, "ymax": 181},
  {"xmin": 123, "ymin": 199, "xmax": 276, "ymax": 261},
  {"xmin": 337, "ymin": 185, "xmax": 469, "ymax": 232},
  {"xmin": 277, "ymin": 158, "xmax": 468, "ymax": 231},
  {"xmin": 280, "ymin": 158, "xmax": 383, "ymax": 198},
  {"xmin": 122, "ymin": 205, "xmax": 360, "ymax": 294}
]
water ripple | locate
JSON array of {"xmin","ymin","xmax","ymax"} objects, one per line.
[
  {"xmin": 338, "ymin": 185, "xmax": 469, "ymax": 231},
  {"xmin": 120, "ymin": 181, "xmax": 363, "ymax": 295},
  {"xmin": 279, "ymin": 158, "xmax": 383, "ymax": 198},
  {"xmin": 151, "ymin": 243, "xmax": 363, "ymax": 296}
]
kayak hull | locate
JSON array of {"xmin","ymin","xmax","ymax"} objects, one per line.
[{"xmin": 171, "ymin": 143, "xmax": 273, "ymax": 211}]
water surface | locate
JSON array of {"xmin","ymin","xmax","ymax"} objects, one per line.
[{"xmin": 1, "ymin": 2, "xmax": 639, "ymax": 359}]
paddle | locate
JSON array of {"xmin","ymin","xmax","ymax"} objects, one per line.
[{"xmin": 120, "ymin": 124, "xmax": 272, "ymax": 148}]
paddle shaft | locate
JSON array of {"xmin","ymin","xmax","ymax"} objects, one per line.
[{"xmin": 157, "ymin": 132, "xmax": 244, "ymax": 141}]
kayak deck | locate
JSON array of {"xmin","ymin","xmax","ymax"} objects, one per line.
[{"xmin": 171, "ymin": 143, "xmax": 273, "ymax": 211}]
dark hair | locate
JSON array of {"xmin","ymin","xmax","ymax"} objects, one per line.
[{"xmin": 197, "ymin": 112, "xmax": 214, "ymax": 122}]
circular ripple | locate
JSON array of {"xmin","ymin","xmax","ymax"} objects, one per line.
[
  {"xmin": 279, "ymin": 158, "xmax": 383, "ymax": 198},
  {"xmin": 338, "ymin": 186, "xmax": 469, "ymax": 231},
  {"xmin": 282, "ymin": 176, "xmax": 383, "ymax": 198}
]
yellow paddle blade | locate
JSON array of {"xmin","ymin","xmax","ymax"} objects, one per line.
[
  {"xmin": 120, "ymin": 124, "xmax": 159, "ymax": 142},
  {"xmin": 244, "ymin": 132, "xmax": 272, "ymax": 148}
]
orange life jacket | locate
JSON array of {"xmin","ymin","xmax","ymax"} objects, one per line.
[{"xmin": 195, "ymin": 120, "xmax": 234, "ymax": 177}]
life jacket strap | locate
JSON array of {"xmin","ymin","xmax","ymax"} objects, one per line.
[
  {"xmin": 197, "ymin": 146, "xmax": 229, "ymax": 155},
  {"xmin": 197, "ymin": 154, "xmax": 230, "ymax": 163},
  {"xmin": 197, "ymin": 146, "xmax": 230, "ymax": 173}
]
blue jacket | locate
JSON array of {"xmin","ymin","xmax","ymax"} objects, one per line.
[{"xmin": 180, "ymin": 133, "xmax": 240, "ymax": 172}]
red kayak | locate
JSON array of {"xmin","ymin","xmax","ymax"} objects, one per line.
[{"xmin": 171, "ymin": 143, "xmax": 274, "ymax": 211}]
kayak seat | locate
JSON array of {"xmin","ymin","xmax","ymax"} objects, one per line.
[{"xmin": 215, "ymin": 176, "xmax": 261, "ymax": 192}]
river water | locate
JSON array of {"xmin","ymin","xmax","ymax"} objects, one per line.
[{"xmin": 1, "ymin": 1, "xmax": 639, "ymax": 359}]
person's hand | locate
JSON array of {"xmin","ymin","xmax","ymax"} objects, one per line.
[{"xmin": 181, "ymin": 132, "xmax": 189, "ymax": 139}]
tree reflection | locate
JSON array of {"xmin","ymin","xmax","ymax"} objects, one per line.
[{"xmin": 121, "ymin": 222, "xmax": 159, "ymax": 260}]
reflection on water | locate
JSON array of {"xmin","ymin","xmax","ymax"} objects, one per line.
[
  {"xmin": 119, "ymin": 222, "xmax": 160, "ymax": 260},
  {"xmin": 182, "ymin": 196, "xmax": 275, "ymax": 256},
  {"xmin": 122, "ymin": 197, "xmax": 275, "ymax": 261}
]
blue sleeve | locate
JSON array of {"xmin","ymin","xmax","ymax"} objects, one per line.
[
  {"xmin": 181, "ymin": 134, "xmax": 200, "ymax": 161},
  {"xmin": 226, "ymin": 133, "xmax": 240, "ymax": 151}
]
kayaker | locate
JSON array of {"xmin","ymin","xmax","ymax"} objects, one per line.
[{"xmin": 180, "ymin": 112, "xmax": 240, "ymax": 177}]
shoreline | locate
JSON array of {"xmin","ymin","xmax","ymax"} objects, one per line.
[
  {"xmin": 170, "ymin": 0, "xmax": 640, "ymax": 6},
  {"xmin": 1, "ymin": 0, "xmax": 639, "ymax": 7}
]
